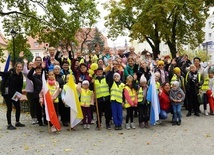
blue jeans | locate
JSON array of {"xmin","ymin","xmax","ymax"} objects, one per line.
[
  {"xmin": 111, "ymin": 101, "xmax": 123, "ymax": 126},
  {"xmin": 172, "ymin": 104, "xmax": 181, "ymax": 122},
  {"xmin": 159, "ymin": 108, "xmax": 172, "ymax": 119}
]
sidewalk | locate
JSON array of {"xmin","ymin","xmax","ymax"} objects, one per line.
[{"xmin": 0, "ymin": 98, "xmax": 214, "ymax": 155}]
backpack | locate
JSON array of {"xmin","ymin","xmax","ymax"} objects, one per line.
[{"xmin": 1, "ymin": 71, "xmax": 13, "ymax": 96}]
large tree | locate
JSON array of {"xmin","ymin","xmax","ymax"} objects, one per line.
[
  {"xmin": 0, "ymin": 0, "xmax": 100, "ymax": 56},
  {"xmin": 104, "ymin": 0, "xmax": 209, "ymax": 58}
]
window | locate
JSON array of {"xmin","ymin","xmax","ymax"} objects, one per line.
[
  {"xmin": 209, "ymin": 22, "xmax": 212, "ymax": 28},
  {"xmin": 209, "ymin": 33, "xmax": 212, "ymax": 39},
  {"xmin": 35, "ymin": 53, "xmax": 39, "ymax": 57},
  {"xmin": 34, "ymin": 42, "xmax": 39, "ymax": 47}
]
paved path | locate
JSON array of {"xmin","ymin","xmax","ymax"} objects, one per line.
[{"xmin": 0, "ymin": 99, "xmax": 214, "ymax": 155}]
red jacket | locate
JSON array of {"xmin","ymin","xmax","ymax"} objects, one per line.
[{"xmin": 159, "ymin": 91, "xmax": 171, "ymax": 111}]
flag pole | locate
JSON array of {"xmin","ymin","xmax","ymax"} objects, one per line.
[
  {"xmin": 69, "ymin": 108, "xmax": 72, "ymax": 131},
  {"xmin": 93, "ymin": 82, "xmax": 101, "ymax": 130},
  {"xmin": 48, "ymin": 121, "xmax": 51, "ymax": 133}
]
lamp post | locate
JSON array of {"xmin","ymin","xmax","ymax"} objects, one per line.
[{"xmin": 10, "ymin": 29, "xmax": 16, "ymax": 67}]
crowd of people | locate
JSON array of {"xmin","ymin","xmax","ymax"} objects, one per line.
[{"xmin": 1, "ymin": 44, "xmax": 214, "ymax": 131}]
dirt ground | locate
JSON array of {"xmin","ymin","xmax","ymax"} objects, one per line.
[{"xmin": 0, "ymin": 103, "xmax": 214, "ymax": 155}]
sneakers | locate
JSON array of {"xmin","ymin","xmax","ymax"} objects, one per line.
[
  {"xmin": 7, "ymin": 124, "xmax": 16, "ymax": 130},
  {"xmin": 186, "ymin": 112, "xmax": 191, "ymax": 117},
  {"xmin": 51, "ymin": 126, "xmax": 57, "ymax": 132},
  {"xmin": 125, "ymin": 123, "xmax": 130, "ymax": 130},
  {"xmin": 139, "ymin": 123, "xmax": 144, "ymax": 128},
  {"xmin": 194, "ymin": 113, "xmax": 200, "ymax": 117},
  {"xmin": 144, "ymin": 122, "xmax": 149, "ymax": 128},
  {"xmin": 172, "ymin": 121, "xmax": 177, "ymax": 126},
  {"xmin": 32, "ymin": 118, "xmax": 38, "ymax": 125},
  {"xmin": 15, "ymin": 122, "xmax": 25, "ymax": 127},
  {"xmin": 83, "ymin": 124, "xmax": 87, "ymax": 129},
  {"xmin": 177, "ymin": 120, "xmax": 181, "ymax": 126},
  {"xmin": 63, "ymin": 122, "xmax": 69, "ymax": 127},
  {"xmin": 155, "ymin": 120, "xmax": 162, "ymax": 125},
  {"xmin": 204, "ymin": 110, "xmax": 209, "ymax": 116},
  {"xmin": 106, "ymin": 124, "xmax": 111, "ymax": 130},
  {"xmin": 130, "ymin": 123, "xmax": 136, "ymax": 129},
  {"xmin": 87, "ymin": 124, "xmax": 90, "ymax": 129}
]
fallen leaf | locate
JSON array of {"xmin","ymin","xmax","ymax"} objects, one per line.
[
  {"xmin": 146, "ymin": 142, "xmax": 150, "ymax": 145},
  {"xmin": 64, "ymin": 149, "xmax": 71, "ymax": 152},
  {"xmin": 118, "ymin": 132, "xmax": 123, "ymax": 135}
]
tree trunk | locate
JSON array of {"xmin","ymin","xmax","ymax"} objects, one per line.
[
  {"xmin": 145, "ymin": 37, "xmax": 160, "ymax": 59},
  {"xmin": 167, "ymin": 40, "xmax": 177, "ymax": 58}
]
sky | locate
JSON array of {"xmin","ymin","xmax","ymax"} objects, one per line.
[{"xmin": 94, "ymin": 0, "xmax": 129, "ymax": 47}]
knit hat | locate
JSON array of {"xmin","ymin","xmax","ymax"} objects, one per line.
[
  {"xmin": 54, "ymin": 65, "xmax": 61, "ymax": 70},
  {"xmin": 82, "ymin": 80, "xmax": 89, "ymax": 85},
  {"xmin": 172, "ymin": 81, "xmax": 179, "ymax": 88},
  {"xmin": 113, "ymin": 72, "xmax": 121, "ymax": 79},
  {"xmin": 140, "ymin": 74, "xmax": 147, "ymax": 83},
  {"xmin": 157, "ymin": 60, "xmax": 164, "ymax": 66},
  {"xmin": 173, "ymin": 67, "xmax": 181, "ymax": 74}
]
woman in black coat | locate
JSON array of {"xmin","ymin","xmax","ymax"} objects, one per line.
[{"xmin": 0, "ymin": 62, "xmax": 25, "ymax": 130}]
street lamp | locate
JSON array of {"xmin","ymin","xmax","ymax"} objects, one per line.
[{"xmin": 10, "ymin": 29, "xmax": 16, "ymax": 67}]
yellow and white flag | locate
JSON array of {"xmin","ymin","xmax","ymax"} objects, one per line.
[{"xmin": 63, "ymin": 74, "xmax": 83, "ymax": 128}]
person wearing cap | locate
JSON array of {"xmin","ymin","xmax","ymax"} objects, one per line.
[
  {"xmin": 155, "ymin": 60, "xmax": 169, "ymax": 85},
  {"xmin": 137, "ymin": 75, "xmax": 149, "ymax": 128},
  {"xmin": 93, "ymin": 67, "xmax": 111, "ymax": 129},
  {"xmin": 108, "ymin": 72, "xmax": 125, "ymax": 130},
  {"xmin": 169, "ymin": 81, "xmax": 185, "ymax": 125},
  {"xmin": 170, "ymin": 67, "xmax": 185, "ymax": 91},
  {"xmin": 77, "ymin": 80, "xmax": 94, "ymax": 129}
]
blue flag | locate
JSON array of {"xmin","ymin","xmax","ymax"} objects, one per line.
[
  {"xmin": 4, "ymin": 54, "xmax": 10, "ymax": 72},
  {"xmin": 146, "ymin": 72, "xmax": 160, "ymax": 125},
  {"xmin": 2, "ymin": 54, "xmax": 11, "ymax": 80}
]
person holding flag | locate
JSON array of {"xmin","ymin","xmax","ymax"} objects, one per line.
[
  {"xmin": 146, "ymin": 72, "xmax": 160, "ymax": 126},
  {"xmin": 40, "ymin": 71, "xmax": 61, "ymax": 132},
  {"xmin": 61, "ymin": 73, "xmax": 83, "ymax": 130}
]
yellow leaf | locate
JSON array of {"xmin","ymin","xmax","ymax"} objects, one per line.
[{"xmin": 64, "ymin": 149, "xmax": 71, "ymax": 152}]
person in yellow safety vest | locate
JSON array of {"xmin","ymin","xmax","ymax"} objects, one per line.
[
  {"xmin": 123, "ymin": 75, "xmax": 138, "ymax": 130},
  {"xmin": 109, "ymin": 73, "xmax": 125, "ymax": 130},
  {"xmin": 185, "ymin": 65, "xmax": 204, "ymax": 117},
  {"xmin": 46, "ymin": 71, "xmax": 60, "ymax": 114},
  {"xmin": 137, "ymin": 74, "xmax": 149, "ymax": 128},
  {"xmin": 201, "ymin": 67, "xmax": 214, "ymax": 115},
  {"xmin": 93, "ymin": 67, "xmax": 111, "ymax": 129},
  {"xmin": 76, "ymin": 80, "xmax": 94, "ymax": 129},
  {"xmin": 171, "ymin": 67, "xmax": 185, "ymax": 92}
]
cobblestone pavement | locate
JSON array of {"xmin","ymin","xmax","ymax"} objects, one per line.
[{"xmin": 0, "ymin": 97, "xmax": 214, "ymax": 155}]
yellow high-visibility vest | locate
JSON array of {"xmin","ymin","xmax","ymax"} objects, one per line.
[
  {"xmin": 124, "ymin": 86, "xmax": 136, "ymax": 108},
  {"xmin": 110, "ymin": 82, "xmax": 125, "ymax": 103},
  {"xmin": 80, "ymin": 89, "xmax": 93, "ymax": 107},
  {"xmin": 94, "ymin": 78, "xmax": 110, "ymax": 98}
]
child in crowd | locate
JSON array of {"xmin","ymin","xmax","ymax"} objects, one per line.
[
  {"xmin": 40, "ymin": 71, "xmax": 60, "ymax": 132},
  {"xmin": 46, "ymin": 71, "xmax": 60, "ymax": 116},
  {"xmin": 137, "ymin": 75, "xmax": 149, "ymax": 128},
  {"xmin": 110, "ymin": 73, "xmax": 125, "ymax": 130},
  {"xmin": 124, "ymin": 75, "xmax": 138, "ymax": 130},
  {"xmin": 204, "ymin": 68, "xmax": 214, "ymax": 115},
  {"xmin": 169, "ymin": 81, "xmax": 185, "ymax": 125},
  {"xmin": 154, "ymin": 72, "xmax": 161, "ymax": 91},
  {"xmin": 77, "ymin": 80, "xmax": 94, "ymax": 129}
]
